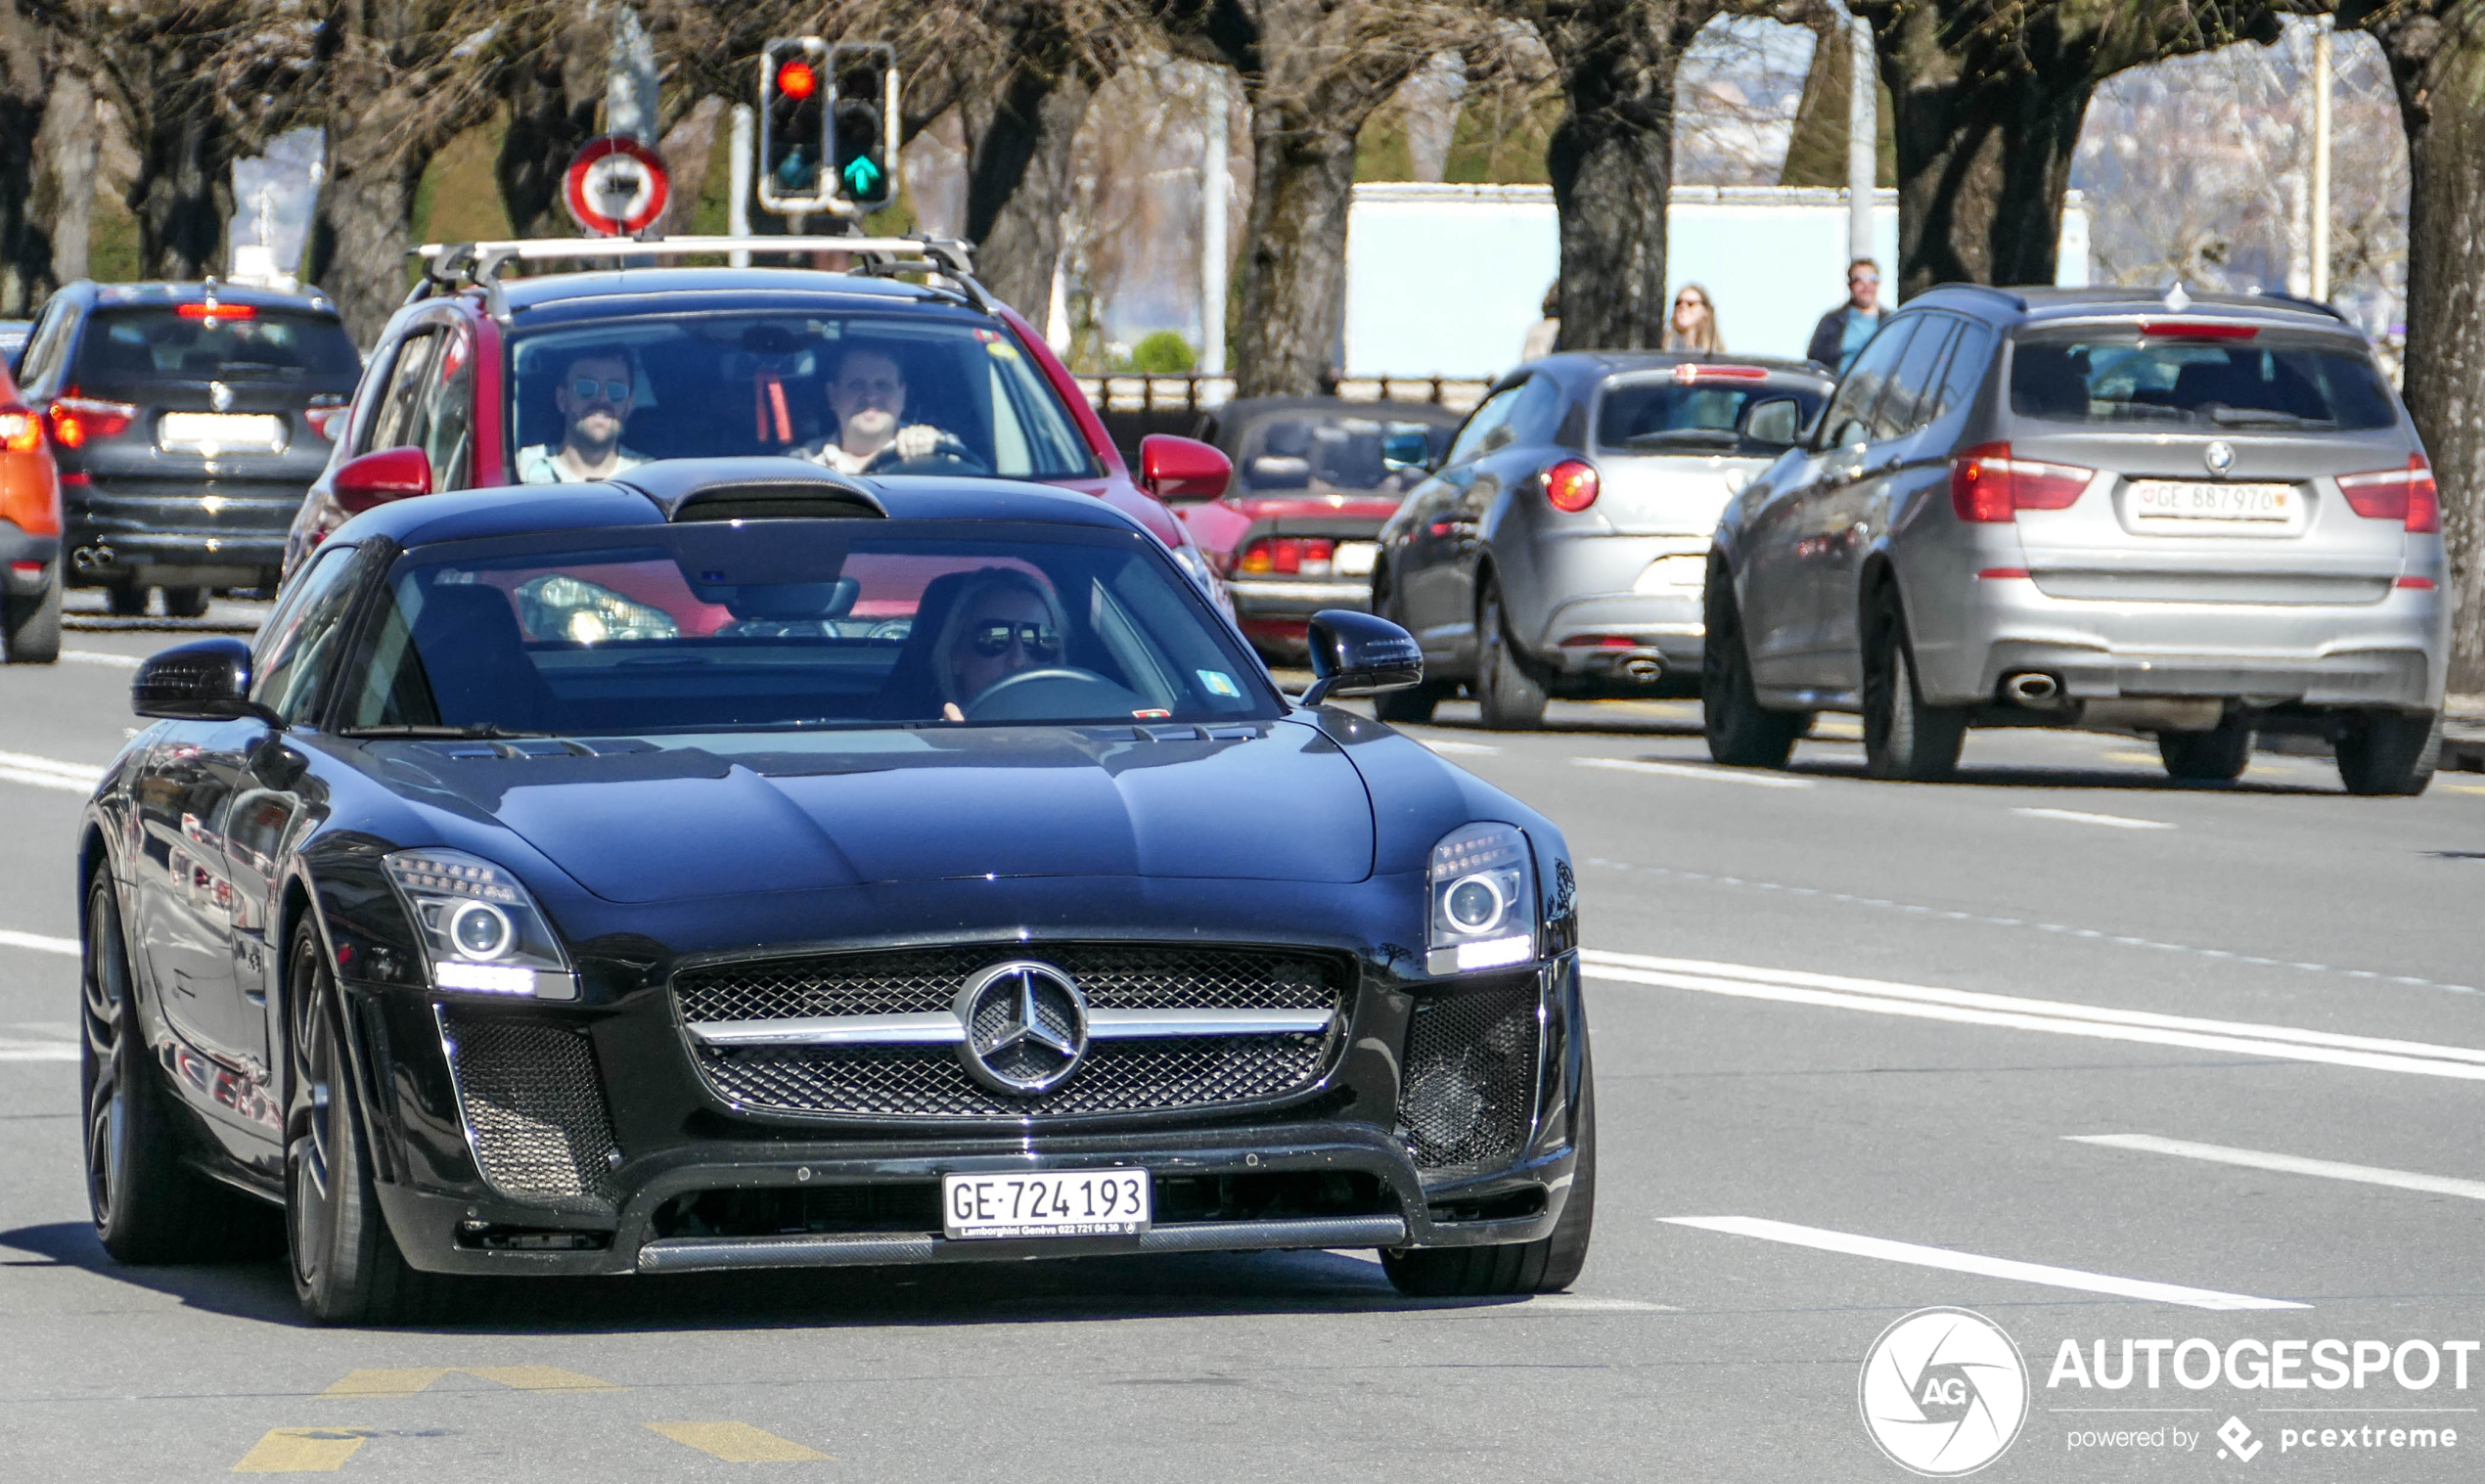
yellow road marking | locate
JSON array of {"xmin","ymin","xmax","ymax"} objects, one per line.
[
  {"xmin": 321, "ymin": 1365, "xmax": 619, "ymax": 1397},
  {"xmin": 2104, "ymin": 750, "xmax": 2160, "ymax": 764},
  {"xmin": 647, "ymin": 1421, "xmax": 829, "ymax": 1462},
  {"xmin": 232, "ymin": 1428, "xmax": 370, "ymax": 1472},
  {"xmin": 2440, "ymin": 783, "xmax": 2485, "ymax": 795}
]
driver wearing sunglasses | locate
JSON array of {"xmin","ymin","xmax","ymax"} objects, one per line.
[
  {"xmin": 932, "ymin": 567, "xmax": 1070, "ymax": 722},
  {"xmin": 518, "ymin": 348, "xmax": 653, "ymax": 484}
]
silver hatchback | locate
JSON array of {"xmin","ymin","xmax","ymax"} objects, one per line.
[{"xmin": 1706, "ymin": 286, "xmax": 2447, "ymax": 793}]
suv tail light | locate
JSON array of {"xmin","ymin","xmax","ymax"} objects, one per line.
[
  {"xmin": 1543, "ymin": 459, "xmax": 1600, "ymax": 513},
  {"xmin": 1949, "ymin": 441, "xmax": 2093, "ymax": 521},
  {"xmin": 2336, "ymin": 455, "xmax": 2439, "ymax": 532},
  {"xmin": 303, "ymin": 404, "xmax": 352, "ymax": 441},
  {"xmin": 1235, "ymin": 536, "xmax": 1336, "ymax": 576},
  {"xmin": 48, "ymin": 392, "xmax": 137, "ymax": 449},
  {"xmin": 0, "ymin": 409, "xmax": 38, "ymax": 454}
]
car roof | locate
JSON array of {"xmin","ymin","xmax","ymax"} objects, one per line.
[
  {"xmin": 1903, "ymin": 283, "xmax": 2358, "ymax": 334},
  {"xmin": 1519, "ymin": 350, "xmax": 1835, "ymax": 389},
  {"xmin": 66, "ymin": 279, "xmax": 341, "ymax": 316},
  {"xmin": 1214, "ymin": 396, "xmax": 1466, "ymax": 427},
  {"xmin": 490, "ymin": 267, "xmax": 964, "ymax": 319},
  {"xmin": 330, "ymin": 458, "xmax": 1152, "ymax": 551}
]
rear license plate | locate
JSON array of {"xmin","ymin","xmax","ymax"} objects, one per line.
[
  {"xmin": 941, "ymin": 1168, "xmax": 1150, "ymax": 1240},
  {"xmin": 158, "ymin": 413, "xmax": 287, "ymax": 455},
  {"xmin": 2128, "ymin": 480, "xmax": 2296, "ymax": 521},
  {"xmin": 1333, "ymin": 541, "xmax": 1378, "ymax": 576}
]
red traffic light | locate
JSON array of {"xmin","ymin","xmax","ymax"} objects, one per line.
[{"xmin": 776, "ymin": 60, "xmax": 817, "ymax": 100}]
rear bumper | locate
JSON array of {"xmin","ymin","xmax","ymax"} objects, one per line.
[
  {"xmin": 64, "ymin": 476, "xmax": 303, "ymax": 587},
  {"xmin": 1230, "ymin": 577, "xmax": 1375, "ymax": 659},
  {"xmin": 0, "ymin": 522, "xmax": 60, "ymax": 595}
]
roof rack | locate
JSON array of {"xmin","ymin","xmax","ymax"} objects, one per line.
[{"xmin": 405, "ymin": 235, "xmax": 991, "ymax": 322}]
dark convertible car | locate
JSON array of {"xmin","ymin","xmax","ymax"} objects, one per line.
[{"xmin": 76, "ymin": 459, "xmax": 1593, "ymax": 1323}]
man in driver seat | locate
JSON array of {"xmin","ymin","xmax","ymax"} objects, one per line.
[{"xmin": 801, "ymin": 344, "xmax": 965, "ymax": 473}]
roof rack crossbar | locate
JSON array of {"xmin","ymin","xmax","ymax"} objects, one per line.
[{"xmin": 407, "ymin": 235, "xmax": 989, "ymax": 322}]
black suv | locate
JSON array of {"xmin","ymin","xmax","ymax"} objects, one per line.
[{"xmin": 10, "ymin": 282, "xmax": 361, "ymax": 615}]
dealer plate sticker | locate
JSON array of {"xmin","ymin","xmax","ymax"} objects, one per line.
[{"xmin": 942, "ymin": 1169, "xmax": 1150, "ymax": 1239}]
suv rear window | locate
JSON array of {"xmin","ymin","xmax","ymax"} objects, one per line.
[
  {"xmin": 73, "ymin": 307, "xmax": 362, "ymax": 385},
  {"xmin": 1596, "ymin": 379, "xmax": 1827, "ymax": 454},
  {"xmin": 2009, "ymin": 332, "xmax": 2398, "ymax": 431}
]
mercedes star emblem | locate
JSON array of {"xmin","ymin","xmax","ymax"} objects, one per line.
[
  {"xmin": 2203, "ymin": 440, "xmax": 2235, "ymax": 476},
  {"xmin": 954, "ymin": 960, "xmax": 1090, "ymax": 1096}
]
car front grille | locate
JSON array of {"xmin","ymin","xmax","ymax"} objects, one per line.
[
  {"xmin": 1397, "ymin": 980, "xmax": 1541, "ymax": 1170},
  {"xmin": 674, "ymin": 944, "xmax": 1348, "ymax": 1120},
  {"xmin": 440, "ymin": 1012, "xmax": 619, "ymax": 1209}
]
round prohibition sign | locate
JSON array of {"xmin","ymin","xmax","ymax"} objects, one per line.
[{"xmin": 565, "ymin": 135, "xmax": 670, "ymax": 236}]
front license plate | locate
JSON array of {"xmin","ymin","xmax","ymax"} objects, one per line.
[
  {"xmin": 1333, "ymin": 541, "xmax": 1378, "ymax": 576},
  {"xmin": 2128, "ymin": 480, "xmax": 2296, "ymax": 521},
  {"xmin": 158, "ymin": 413, "xmax": 287, "ymax": 454},
  {"xmin": 942, "ymin": 1168, "xmax": 1150, "ymax": 1240}
]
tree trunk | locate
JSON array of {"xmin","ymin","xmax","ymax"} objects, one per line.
[
  {"xmin": 655, "ymin": 95, "xmax": 725, "ymax": 235},
  {"xmin": 497, "ymin": 52, "xmax": 601, "ymax": 240},
  {"xmin": 0, "ymin": 1, "xmax": 48, "ymax": 313},
  {"xmin": 1233, "ymin": 114, "xmax": 1358, "ymax": 396},
  {"xmin": 313, "ymin": 127, "xmax": 426, "ymax": 346},
  {"xmin": 1779, "ymin": 7, "xmax": 1894, "ymax": 190},
  {"xmin": 2360, "ymin": 4, "xmax": 2485, "ymax": 691},
  {"xmin": 35, "ymin": 71, "xmax": 97, "ymax": 286},
  {"xmin": 129, "ymin": 107, "xmax": 235, "ymax": 280},
  {"xmin": 964, "ymin": 60, "xmax": 1097, "ymax": 319}
]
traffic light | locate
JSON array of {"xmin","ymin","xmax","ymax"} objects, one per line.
[
  {"xmin": 758, "ymin": 36, "xmax": 831, "ymax": 212},
  {"xmin": 828, "ymin": 43, "xmax": 899, "ymax": 211}
]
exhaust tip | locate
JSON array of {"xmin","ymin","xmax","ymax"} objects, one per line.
[
  {"xmin": 1622, "ymin": 657, "xmax": 1663, "ymax": 684},
  {"xmin": 2005, "ymin": 671, "xmax": 2060, "ymax": 705}
]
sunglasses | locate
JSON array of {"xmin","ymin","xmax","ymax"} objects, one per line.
[
  {"xmin": 571, "ymin": 377, "xmax": 631, "ymax": 402},
  {"xmin": 971, "ymin": 620, "xmax": 1061, "ymax": 660},
  {"xmin": 1850, "ymin": 275, "xmax": 1880, "ymax": 287}
]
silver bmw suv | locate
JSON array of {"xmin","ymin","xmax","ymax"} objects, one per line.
[{"xmin": 1706, "ymin": 286, "xmax": 2447, "ymax": 794}]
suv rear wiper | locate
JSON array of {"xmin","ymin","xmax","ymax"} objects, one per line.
[
  {"xmin": 1622, "ymin": 427, "xmax": 1740, "ymax": 449},
  {"xmin": 337, "ymin": 723, "xmax": 553, "ymax": 740},
  {"xmin": 2209, "ymin": 407, "xmax": 2327, "ymax": 427}
]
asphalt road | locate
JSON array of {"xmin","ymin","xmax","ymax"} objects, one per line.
[{"xmin": 4, "ymin": 604, "xmax": 2482, "ymax": 1481}]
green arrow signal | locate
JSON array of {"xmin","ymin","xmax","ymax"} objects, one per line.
[{"xmin": 842, "ymin": 156, "xmax": 882, "ymax": 195}]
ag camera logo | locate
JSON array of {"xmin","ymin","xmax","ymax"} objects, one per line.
[{"xmin": 1861, "ymin": 1307, "xmax": 2030, "ymax": 1475}]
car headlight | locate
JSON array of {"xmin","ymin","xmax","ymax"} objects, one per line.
[
  {"xmin": 383, "ymin": 848, "xmax": 579, "ymax": 1000},
  {"xmin": 1426, "ymin": 823, "xmax": 1537, "ymax": 974},
  {"xmin": 515, "ymin": 573, "xmax": 679, "ymax": 644}
]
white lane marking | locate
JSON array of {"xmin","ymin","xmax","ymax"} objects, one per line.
[
  {"xmin": 1580, "ymin": 857, "xmax": 2478, "ymax": 997},
  {"xmin": 0, "ymin": 748, "xmax": 103, "ymax": 794},
  {"xmin": 0, "ymin": 928, "xmax": 80, "ymax": 957},
  {"xmin": 1580, "ymin": 950, "xmax": 2485, "ymax": 1081},
  {"xmin": 2067, "ymin": 1134, "xmax": 2485, "ymax": 1203},
  {"xmin": 1661, "ymin": 1216, "xmax": 2307, "ymax": 1311},
  {"xmin": 61, "ymin": 650, "xmax": 142, "ymax": 668},
  {"xmin": 1418, "ymin": 739, "xmax": 1501, "ymax": 755},
  {"xmin": 2013, "ymin": 806, "xmax": 2176, "ymax": 831},
  {"xmin": 1574, "ymin": 756, "xmax": 1816, "ymax": 789},
  {"xmin": 0, "ymin": 1039, "xmax": 77, "ymax": 1062}
]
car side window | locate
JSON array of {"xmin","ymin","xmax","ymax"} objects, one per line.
[
  {"xmin": 363, "ymin": 329, "xmax": 441, "ymax": 455},
  {"xmin": 1875, "ymin": 315, "xmax": 1961, "ymax": 442},
  {"xmin": 419, "ymin": 324, "xmax": 475, "ymax": 489},
  {"xmin": 1443, "ymin": 384, "xmax": 1523, "ymax": 468},
  {"xmin": 1819, "ymin": 318, "xmax": 1920, "ymax": 449},
  {"xmin": 1500, "ymin": 373, "xmax": 1564, "ymax": 447},
  {"xmin": 1925, "ymin": 322, "xmax": 1997, "ymax": 425},
  {"xmin": 17, "ymin": 300, "xmax": 75, "ymax": 390},
  {"xmin": 252, "ymin": 544, "xmax": 381, "ymax": 726}
]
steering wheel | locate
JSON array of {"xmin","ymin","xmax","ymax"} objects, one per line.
[
  {"xmin": 961, "ymin": 666, "xmax": 1136, "ymax": 722},
  {"xmin": 865, "ymin": 437, "xmax": 991, "ymax": 476}
]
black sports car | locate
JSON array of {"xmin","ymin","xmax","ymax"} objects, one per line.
[{"xmin": 76, "ymin": 459, "xmax": 1592, "ymax": 1323}]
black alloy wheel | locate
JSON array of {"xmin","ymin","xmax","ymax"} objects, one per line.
[
  {"xmin": 2334, "ymin": 708, "xmax": 2440, "ymax": 796},
  {"xmin": 1, "ymin": 567, "xmax": 60, "ymax": 663},
  {"xmin": 1861, "ymin": 590, "xmax": 1965, "ymax": 782},
  {"xmin": 285, "ymin": 922, "xmax": 454, "ymax": 1325},
  {"xmin": 2158, "ymin": 717, "xmax": 2255, "ymax": 783},
  {"xmin": 1382, "ymin": 1044, "xmax": 1597, "ymax": 1297},
  {"xmin": 1701, "ymin": 576, "xmax": 1805, "ymax": 769},
  {"xmin": 1473, "ymin": 577, "xmax": 1547, "ymax": 732},
  {"xmin": 160, "ymin": 586, "xmax": 210, "ymax": 619}
]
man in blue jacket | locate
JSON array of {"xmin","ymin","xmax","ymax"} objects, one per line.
[{"xmin": 1805, "ymin": 259, "xmax": 1884, "ymax": 375}]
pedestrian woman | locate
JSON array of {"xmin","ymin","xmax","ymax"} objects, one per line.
[{"xmin": 1665, "ymin": 284, "xmax": 1724, "ymax": 355}]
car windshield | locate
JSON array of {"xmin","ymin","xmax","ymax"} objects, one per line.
[
  {"xmin": 1234, "ymin": 412, "xmax": 1447, "ymax": 495},
  {"xmin": 2009, "ymin": 333, "xmax": 2399, "ymax": 429},
  {"xmin": 1596, "ymin": 379, "xmax": 1825, "ymax": 453},
  {"xmin": 507, "ymin": 312, "xmax": 1099, "ymax": 484},
  {"xmin": 73, "ymin": 307, "xmax": 361, "ymax": 385},
  {"xmin": 340, "ymin": 520, "xmax": 1277, "ymax": 735}
]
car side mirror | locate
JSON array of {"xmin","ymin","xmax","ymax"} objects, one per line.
[
  {"xmin": 1138, "ymin": 434, "xmax": 1232, "ymax": 503},
  {"xmin": 1380, "ymin": 429, "xmax": 1432, "ymax": 472},
  {"xmin": 132, "ymin": 636, "xmax": 278, "ymax": 724},
  {"xmin": 1300, "ymin": 609, "xmax": 1423, "ymax": 707},
  {"xmin": 1741, "ymin": 397, "xmax": 1802, "ymax": 447},
  {"xmin": 333, "ymin": 445, "xmax": 433, "ymax": 515}
]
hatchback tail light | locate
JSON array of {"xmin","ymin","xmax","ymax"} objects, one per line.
[
  {"xmin": 48, "ymin": 391, "xmax": 137, "ymax": 449},
  {"xmin": 1543, "ymin": 459, "xmax": 1600, "ymax": 513},
  {"xmin": 2336, "ymin": 455, "xmax": 2439, "ymax": 532},
  {"xmin": 1949, "ymin": 441, "xmax": 2094, "ymax": 522},
  {"xmin": 0, "ymin": 409, "xmax": 38, "ymax": 454},
  {"xmin": 1235, "ymin": 536, "xmax": 1336, "ymax": 576}
]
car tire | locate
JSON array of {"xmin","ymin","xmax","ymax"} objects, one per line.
[
  {"xmin": 285, "ymin": 922, "xmax": 458, "ymax": 1326},
  {"xmin": 1382, "ymin": 1046, "xmax": 1597, "ymax": 1298},
  {"xmin": 160, "ymin": 586, "xmax": 210, "ymax": 619},
  {"xmin": 105, "ymin": 580, "xmax": 148, "ymax": 617},
  {"xmin": 2334, "ymin": 708, "xmax": 2439, "ymax": 797},
  {"xmin": 1702, "ymin": 579, "xmax": 1805, "ymax": 769},
  {"xmin": 2, "ymin": 572, "xmax": 61, "ymax": 663},
  {"xmin": 1374, "ymin": 680, "xmax": 1452, "ymax": 725},
  {"xmin": 1862, "ymin": 593, "xmax": 1965, "ymax": 782},
  {"xmin": 1473, "ymin": 579, "xmax": 1546, "ymax": 731},
  {"xmin": 2158, "ymin": 718, "xmax": 2254, "ymax": 782},
  {"xmin": 81, "ymin": 873, "xmax": 275, "ymax": 1263}
]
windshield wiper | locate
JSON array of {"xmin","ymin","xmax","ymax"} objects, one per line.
[
  {"xmin": 337, "ymin": 723, "xmax": 553, "ymax": 740},
  {"xmin": 1621, "ymin": 427, "xmax": 1740, "ymax": 449},
  {"xmin": 2210, "ymin": 407, "xmax": 2326, "ymax": 427}
]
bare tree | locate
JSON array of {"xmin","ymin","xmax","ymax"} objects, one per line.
[{"xmin": 0, "ymin": 0, "xmax": 56, "ymax": 311}]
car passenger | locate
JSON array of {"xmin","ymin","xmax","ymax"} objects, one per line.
[
  {"xmin": 802, "ymin": 345, "xmax": 961, "ymax": 472},
  {"xmin": 932, "ymin": 566, "xmax": 1067, "ymax": 721},
  {"xmin": 517, "ymin": 348, "xmax": 651, "ymax": 483}
]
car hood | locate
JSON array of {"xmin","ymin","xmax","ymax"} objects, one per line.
[{"xmin": 371, "ymin": 720, "xmax": 1374, "ymax": 904}]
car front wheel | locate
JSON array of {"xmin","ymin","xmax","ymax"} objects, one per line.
[
  {"xmin": 1383, "ymin": 1046, "xmax": 1596, "ymax": 1297},
  {"xmin": 1702, "ymin": 578, "xmax": 1805, "ymax": 769},
  {"xmin": 2, "ymin": 569, "xmax": 60, "ymax": 663}
]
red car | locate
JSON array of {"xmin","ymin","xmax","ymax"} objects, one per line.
[
  {"xmin": 285, "ymin": 240, "xmax": 1234, "ymax": 607},
  {"xmin": 0, "ymin": 354, "xmax": 62, "ymax": 662}
]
